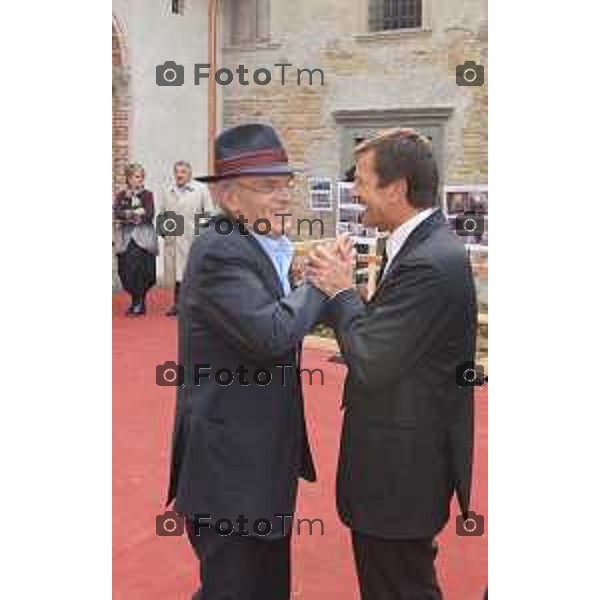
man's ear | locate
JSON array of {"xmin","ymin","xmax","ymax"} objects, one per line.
[
  {"xmin": 228, "ymin": 185, "xmax": 245, "ymax": 214},
  {"xmin": 215, "ymin": 183, "xmax": 239, "ymax": 214},
  {"xmin": 386, "ymin": 177, "xmax": 408, "ymax": 205},
  {"xmin": 396, "ymin": 177, "xmax": 409, "ymax": 199}
]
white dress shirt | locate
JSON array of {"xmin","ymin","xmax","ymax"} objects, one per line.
[{"xmin": 381, "ymin": 208, "xmax": 435, "ymax": 279}]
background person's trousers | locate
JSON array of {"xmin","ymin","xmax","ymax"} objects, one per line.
[
  {"xmin": 351, "ymin": 531, "xmax": 443, "ymax": 600},
  {"xmin": 185, "ymin": 519, "xmax": 291, "ymax": 600},
  {"xmin": 116, "ymin": 240, "xmax": 156, "ymax": 302}
]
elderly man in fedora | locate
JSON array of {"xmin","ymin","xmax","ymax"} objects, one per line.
[{"xmin": 165, "ymin": 124, "xmax": 332, "ymax": 600}]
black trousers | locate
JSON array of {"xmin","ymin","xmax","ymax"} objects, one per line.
[
  {"xmin": 185, "ymin": 519, "xmax": 291, "ymax": 600},
  {"xmin": 116, "ymin": 240, "xmax": 156, "ymax": 302},
  {"xmin": 351, "ymin": 531, "xmax": 443, "ymax": 600}
]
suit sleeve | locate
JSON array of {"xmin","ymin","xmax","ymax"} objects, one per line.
[
  {"xmin": 329, "ymin": 262, "xmax": 451, "ymax": 392},
  {"xmin": 188, "ymin": 248, "xmax": 328, "ymax": 362}
]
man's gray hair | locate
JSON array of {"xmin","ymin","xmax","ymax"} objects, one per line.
[
  {"xmin": 209, "ymin": 180, "xmax": 234, "ymax": 209},
  {"xmin": 173, "ymin": 160, "xmax": 192, "ymax": 171}
]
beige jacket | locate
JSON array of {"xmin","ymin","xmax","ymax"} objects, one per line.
[{"xmin": 158, "ymin": 182, "xmax": 215, "ymax": 281}]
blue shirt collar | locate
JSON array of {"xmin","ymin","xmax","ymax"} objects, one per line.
[{"xmin": 249, "ymin": 231, "xmax": 294, "ymax": 295}]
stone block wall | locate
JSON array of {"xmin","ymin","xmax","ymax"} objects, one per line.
[{"xmin": 219, "ymin": 0, "xmax": 488, "ymax": 240}]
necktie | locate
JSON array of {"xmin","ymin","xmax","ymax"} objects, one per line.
[{"xmin": 376, "ymin": 247, "xmax": 388, "ymax": 286}]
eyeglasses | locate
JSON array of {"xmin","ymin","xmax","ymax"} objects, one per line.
[{"xmin": 235, "ymin": 180, "xmax": 302, "ymax": 196}]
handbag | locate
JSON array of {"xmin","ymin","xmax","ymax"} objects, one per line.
[{"xmin": 132, "ymin": 223, "xmax": 160, "ymax": 256}]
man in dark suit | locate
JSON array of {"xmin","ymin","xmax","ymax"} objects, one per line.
[
  {"xmin": 166, "ymin": 124, "xmax": 329, "ymax": 600},
  {"xmin": 307, "ymin": 128, "xmax": 477, "ymax": 600}
]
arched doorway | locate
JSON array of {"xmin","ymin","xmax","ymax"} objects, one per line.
[{"xmin": 112, "ymin": 18, "xmax": 129, "ymax": 194}]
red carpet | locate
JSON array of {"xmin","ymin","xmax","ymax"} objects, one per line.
[{"xmin": 113, "ymin": 288, "xmax": 487, "ymax": 599}]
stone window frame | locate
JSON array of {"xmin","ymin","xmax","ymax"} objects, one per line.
[
  {"xmin": 223, "ymin": 0, "xmax": 274, "ymax": 49},
  {"xmin": 354, "ymin": 0, "xmax": 432, "ymax": 41},
  {"xmin": 170, "ymin": 0, "xmax": 185, "ymax": 16},
  {"xmin": 333, "ymin": 107, "xmax": 453, "ymax": 203},
  {"xmin": 368, "ymin": 0, "xmax": 423, "ymax": 32}
]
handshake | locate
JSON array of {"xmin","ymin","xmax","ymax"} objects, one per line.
[{"xmin": 295, "ymin": 233, "xmax": 357, "ymax": 298}]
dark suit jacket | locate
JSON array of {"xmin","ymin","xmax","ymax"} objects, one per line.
[
  {"xmin": 166, "ymin": 219, "xmax": 328, "ymax": 539},
  {"xmin": 330, "ymin": 210, "xmax": 477, "ymax": 540}
]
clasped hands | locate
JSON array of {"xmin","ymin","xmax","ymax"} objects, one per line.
[{"xmin": 305, "ymin": 233, "xmax": 356, "ymax": 298}]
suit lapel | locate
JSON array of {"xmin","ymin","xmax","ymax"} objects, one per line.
[
  {"xmin": 206, "ymin": 214, "xmax": 284, "ymax": 297},
  {"xmin": 371, "ymin": 209, "xmax": 446, "ymax": 300}
]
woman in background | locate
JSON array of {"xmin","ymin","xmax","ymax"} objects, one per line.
[{"xmin": 113, "ymin": 163, "xmax": 158, "ymax": 315}]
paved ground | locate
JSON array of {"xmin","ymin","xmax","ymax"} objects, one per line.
[{"xmin": 113, "ymin": 289, "xmax": 488, "ymax": 599}]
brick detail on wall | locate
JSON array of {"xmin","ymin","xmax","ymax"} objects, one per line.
[
  {"xmin": 112, "ymin": 19, "xmax": 130, "ymax": 291},
  {"xmin": 112, "ymin": 20, "xmax": 129, "ymax": 195}
]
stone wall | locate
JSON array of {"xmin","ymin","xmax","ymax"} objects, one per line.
[
  {"xmin": 219, "ymin": 0, "xmax": 488, "ymax": 240},
  {"xmin": 112, "ymin": 0, "xmax": 211, "ymax": 286}
]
